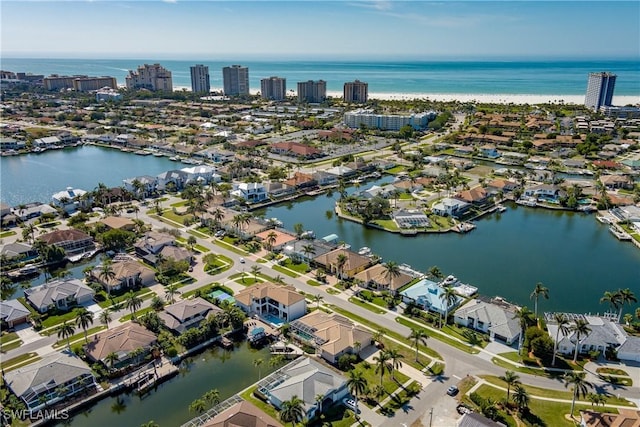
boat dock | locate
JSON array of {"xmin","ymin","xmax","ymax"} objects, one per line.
[{"xmin": 609, "ymin": 226, "xmax": 631, "ymax": 241}]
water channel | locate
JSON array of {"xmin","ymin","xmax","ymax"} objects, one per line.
[{"xmin": 63, "ymin": 343, "xmax": 274, "ymax": 427}]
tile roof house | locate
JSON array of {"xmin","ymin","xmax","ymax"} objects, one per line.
[
  {"xmin": 580, "ymin": 409, "xmax": 640, "ymax": 427},
  {"xmin": 3, "ymin": 352, "xmax": 96, "ymax": 411},
  {"xmin": 270, "ymin": 141, "xmax": 322, "ymax": 159},
  {"xmin": 259, "ymin": 357, "xmax": 348, "ymax": 421},
  {"xmin": 38, "ymin": 229, "xmax": 95, "ymax": 256},
  {"xmin": 24, "ymin": 279, "xmax": 95, "ymax": 313},
  {"xmin": 282, "ymin": 239, "xmax": 336, "ymax": 263},
  {"xmin": 0, "ymin": 299, "xmax": 31, "ymax": 328},
  {"xmin": 201, "ymin": 400, "xmax": 283, "ymax": 427},
  {"xmin": 84, "ymin": 323, "xmax": 158, "ymax": 369},
  {"xmin": 0, "ymin": 242, "xmax": 38, "ymax": 261},
  {"xmin": 255, "ymin": 229, "xmax": 297, "ymax": 250},
  {"xmin": 453, "ymin": 297, "xmax": 521, "ymax": 345},
  {"xmin": 159, "ymin": 245, "xmax": 194, "ymax": 265},
  {"xmin": 283, "ymin": 172, "xmax": 318, "ymax": 189},
  {"xmin": 546, "ymin": 314, "xmax": 628, "ymax": 358},
  {"xmin": 290, "ymin": 311, "xmax": 373, "ymax": 364},
  {"xmin": 235, "ymin": 283, "xmax": 306, "ymax": 324},
  {"xmin": 158, "ymin": 297, "xmax": 222, "ymax": 334},
  {"xmin": 312, "ymin": 248, "xmax": 371, "ymax": 279},
  {"xmin": 431, "ymin": 198, "xmax": 470, "ymax": 217},
  {"xmin": 617, "ymin": 337, "xmax": 640, "ymax": 362},
  {"xmin": 455, "ymin": 186, "xmax": 489, "ymax": 205},
  {"xmin": 354, "ymin": 263, "xmax": 413, "ymax": 293},
  {"xmin": 90, "ymin": 259, "xmax": 156, "ymax": 293},
  {"xmin": 99, "ymin": 216, "xmax": 136, "ymax": 231}
]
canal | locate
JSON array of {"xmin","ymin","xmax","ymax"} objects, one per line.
[
  {"xmin": 63, "ymin": 342, "xmax": 275, "ymax": 427},
  {"xmin": 0, "ymin": 145, "xmax": 187, "ymax": 207},
  {"xmin": 256, "ymin": 182, "xmax": 640, "ymax": 316}
]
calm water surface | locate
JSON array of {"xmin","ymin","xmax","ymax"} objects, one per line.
[{"xmin": 64, "ymin": 343, "xmax": 274, "ymax": 427}]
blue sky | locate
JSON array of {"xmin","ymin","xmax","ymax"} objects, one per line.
[{"xmin": 1, "ymin": 1, "xmax": 639, "ymax": 59}]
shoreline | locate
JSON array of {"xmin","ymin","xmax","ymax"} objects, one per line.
[{"xmin": 173, "ymin": 86, "xmax": 640, "ymax": 106}]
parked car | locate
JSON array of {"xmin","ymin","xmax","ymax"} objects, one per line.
[
  {"xmin": 342, "ymin": 398, "xmax": 360, "ymax": 413},
  {"xmin": 447, "ymin": 385, "xmax": 459, "ymax": 396},
  {"xmin": 214, "ymin": 230, "xmax": 225, "ymax": 238},
  {"xmin": 239, "ymin": 257, "xmax": 245, "ymax": 263}
]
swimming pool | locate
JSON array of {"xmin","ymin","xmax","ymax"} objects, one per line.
[{"xmin": 261, "ymin": 313, "xmax": 285, "ymax": 328}]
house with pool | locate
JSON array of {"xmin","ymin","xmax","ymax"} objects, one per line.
[
  {"xmin": 400, "ymin": 278, "xmax": 463, "ymax": 316},
  {"xmin": 235, "ymin": 283, "xmax": 306, "ymax": 326},
  {"xmin": 255, "ymin": 357, "xmax": 348, "ymax": 421}
]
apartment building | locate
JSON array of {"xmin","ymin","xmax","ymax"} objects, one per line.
[
  {"xmin": 190, "ymin": 64, "xmax": 210, "ymax": 93},
  {"xmin": 343, "ymin": 80, "xmax": 368, "ymax": 103},
  {"xmin": 297, "ymin": 80, "xmax": 327, "ymax": 103},
  {"xmin": 125, "ymin": 63, "xmax": 173, "ymax": 91},
  {"xmin": 222, "ymin": 64, "xmax": 249, "ymax": 96},
  {"xmin": 260, "ymin": 76, "xmax": 287, "ymax": 101}
]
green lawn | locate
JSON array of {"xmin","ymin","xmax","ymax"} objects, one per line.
[
  {"xmin": 53, "ymin": 325, "xmax": 107, "ymax": 349},
  {"xmin": 326, "ymin": 288, "xmax": 341, "ymax": 295},
  {"xmin": 348, "ymin": 297, "xmax": 387, "ymax": 314},
  {"xmin": 119, "ymin": 307, "xmax": 155, "ymax": 322},
  {"xmin": 278, "ymin": 259, "xmax": 310, "ymax": 274},
  {"xmin": 385, "ymin": 166, "xmax": 407, "ymax": 174},
  {"xmin": 0, "ymin": 332, "xmax": 19, "ymax": 344},
  {"xmin": 272, "ymin": 264, "xmax": 300, "ymax": 278},
  {"xmin": 381, "ymin": 381, "xmax": 421, "ymax": 412},
  {"xmin": 596, "ymin": 367, "xmax": 628, "ymax": 376},
  {"xmin": 170, "ymin": 200, "xmax": 190, "ymax": 207},
  {"xmin": 395, "ymin": 317, "xmax": 478, "ymax": 354},
  {"xmin": 161, "ymin": 210, "xmax": 194, "ymax": 226},
  {"xmin": 353, "ymin": 362, "xmax": 410, "ymax": 398},
  {"xmin": 306, "ymin": 280, "xmax": 323, "ymax": 287},
  {"xmin": 213, "ymin": 239, "xmax": 248, "ymax": 255},
  {"xmin": 239, "ymin": 387, "xmax": 280, "ymax": 421},
  {"xmin": 0, "ymin": 230, "xmax": 16, "ymax": 238},
  {"xmin": 41, "ymin": 309, "xmax": 82, "ymax": 330},
  {"xmin": 96, "ymin": 288, "xmax": 155, "ymax": 309},
  {"xmin": 0, "ymin": 339, "xmax": 22, "ymax": 352},
  {"xmin": 371, "ymin": 219, "xmax": 400, "ymax": 231},
  {"xmin": 181, "ymin": 283, "xmax": 221, "ymax": 299}
]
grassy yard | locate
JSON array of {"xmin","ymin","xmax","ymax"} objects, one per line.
[
  {"xmin": 0, "ymin": 230, "xmax": 16, "ymax": 238},
  {"xmin": 278, "ymin": 259, "xmax": 310, "ymax": 274},
  {"xmin": 385, "ymin": 166, "xmax": 407, "ymax": 174},
  {"xmin": 1, "ymin": 332, "xmax": 19, "ymax": 344},
  {"xmin": 395, "ymin": 317, "xmax": 478, "ymax": 354},
  {"xmin": 348, "ymin": 297, "xmax": 387, "ymax": 314},
  {"xmin": 53, "ymin": 325, "xmax": 107, "ymax": 349},
  {"xmin": 181, "ymin": 282, "xmax": 222, "ymax": 299},
  {"xmin": 2, "ymin": 352, "xmax": 41, "ymax": 372},
  {"xmin": 239, "ymin": 387, "xmax": 280, "ymax": 421},
  {"xmin": 272, "ymin": 264, "xmax": 300, "ymax": 278},
  {"xmin": 353, "ymin": 361, "xmax": 410, "ymax": 398},
  {"xmin": 161, "ymin": 210, "xmax": 194, "ymax": 226},
  {"xmin": 306, "ymin": 279, "xmax": 323, "ymax": 287},
  {"xmin": 96, "ymin": 288, "xmax": 155, "ymax": 309},
  {"xmin": 0, "ymin": 339, "xmax": 22, "ymax": 352},
  {"xmin": 595, "ymin": 367, "xmax": 628, "ymax": 376},
  {"xmin": 213, "ymin": 239, "xmax": 248, "ymax": 255},
  {"xmin": 326, "ymin": 288, "xmax": 341, "ymax": 295},
  {"xmin": 371, "ymin": 219, "xmax": 400, "ymax": 231},
  {"xmin": 170, "ymin": 200, "xmax": 190, "ymax": 207},
  {"xmin": 119, "ymin": 307, "xmax": 155, "ymax": 322}
]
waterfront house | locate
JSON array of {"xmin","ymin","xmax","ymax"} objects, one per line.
[
  {"xmin": 3, "ymin": 352, "xmax": 97, "ymax": 412},
  {"xmin": 255, "ymin": 229, "xmax": 297, "ymax": 251},
  {"xmin": 486, "ymin": 178, "xmax": 519, "ymax": 195},
  {"xmin": 0, "ymin": 242, "xmax": 38, "ymax": 263},
  {"xmin": 33, "ymin": 136, "xmax": 61, "ymax": 149},
  {"xmin": 453, "ymin": 297, "xmax": 521, "ymax": 345},
  {"xmin": 85, "ymin": 322, "xmax": 158, "ymax": 369},
  {"xmin": 546, "ymin": 313, "xmax": 628, "ymax": 358},
  {"xmin": 325, "ymin": 165, "xmax": 355, "ymax": 177},
  {"xmin": 158, "ymin": 297, "xmax": 222, "ymax": 335},
  {"xmin": 196, "ymin": 147, "xmax": 235, "ymax": 164},
  {"xmin": 400, "ymin": 278, "xmax": 462, "ymax": 316},
  {"xmin": 431, "ymin": 198, "xmax": 471, "ymax": 217},
  {"xmin": 457, "ymin": 412, "xmax": 505, "ymax": 427},
  {"xmin": 523, "ymin": 184, "xmax": 566, "ymax": 202},
  {"xmin": 360, "ymin": 184, "xmax": 397, "ymax": 200},
  {"xmin": 259, "ymin": 357, "xmax": 348, "ymax": 422},
  {"xmin": 123, "ymin": 175, "xmax": 158, "ymax": 197},
  {"xmin": 38, "ymin": 228, "xmax": 95, "ymax": 257},
  {"xmin": 617, "ymin": 337, "xmax": 640, "ymax": 363},
  {"xmin": 0, "ymin": 299, "xmax": 31, "ymax": 328},
  {"xmin": 600, "ymin": 174, "xmax": 633, "ymax": 190},
  {"xmin": 283, "ymin": 172, "xmax": 317, "ymax": 190},
  {"xmin": 393, "ymin": 209, "xmax": 430, "ymax": 229},
  {"xmin": 200, "ymin": 400, "xmax": 283, "ymax": 427},
  {"xmin": 99, "ymin": 216, "xmax": 136, "ymax": 231},
  {"xmin": 0, "ymin": 137, "xmax": 26, "ymax": 151},
  {"xmin": 455, "ymin": 186, "xmax": 489, "ymax": 205},
  {"xmin": 135, "ymin": 231, "xmax": 177, "ymax": 260},
  {"xmin": 231, "ymin": 182, "xmax": 268, "ymax": 203},
  {"xmin": 24, "ymin": 278, "xmax": 95, "ymax": 313},
  {"xmin": 156, "ymin": 170, "xmax": 189, "ymax": 192},
  {"xmin": 51, "ymin": 187, "xmax": 91, "ymax": 213},
  {"xmin": 312, "ymin": 170, "xmax": 338, "ymax": 186},
  {"xmin": 235, "ymin": 283, "xmax": 306, "ymax": 325},
  {"xmin": 90, "ymin": 259, "xmax": 156, "ymax": 293},
  {"xmin": 354, "ymin": 263, "xmax": 413, "ymax": 293},
  {"xmin": 282, "ymin": 239, "xmax": 335, "ymax": 263},
  {"xmin": 312, "ymin": 248, "xmax": 371, "ymax": 279},
  {"xmin": 11, "ymin": 202, "xmax": 57, "ymax": 222},
  {"xmin": 479, "ymin": 144, "xmax": 501, "ymax": 159},
  {"xmin": 181, "ymin": 165, "xmax": 221, "ymax": 184},
  {"xmin": 290, "ymin": 311, "xmax": 373, "ymax": 364}
]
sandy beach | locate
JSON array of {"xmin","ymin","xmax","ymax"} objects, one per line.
[{"xmin": 177, "ymin": 86, "xmax": 639, "ymax": 106}]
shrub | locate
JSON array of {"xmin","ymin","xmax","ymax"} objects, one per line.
[{"xmin": 165, "ymin": 347, "xmax": 178, "ymax": 357}]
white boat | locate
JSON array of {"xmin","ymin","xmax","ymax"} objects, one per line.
[
  {"xmin": 357, "ymin": 247, "xmax": 372, "ymax": 256},
  {"xmin": 496, "ymin": 204, "xmax": 507, "ymax": 213},
  {"xmin": 596, "ymin": 216, "xmax": 610, "ymax": 224}
]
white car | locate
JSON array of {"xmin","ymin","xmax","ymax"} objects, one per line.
[{"xmin": 239, "ymin": 257, "xmax": 245, "ymax": 263}]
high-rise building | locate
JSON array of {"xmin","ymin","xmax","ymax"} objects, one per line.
[
  {"xmin": 297, "ymin": 80, "xmax": 327, "ymax": 103},
  {"xmin": 43, "ymin": 75, "xmax": 117, "ymax": 91},
  {"xmin": 190, "ymin": 64, "xmax": 210, "ymax": 94},
  {"xmin": 260, "ymin": 76, "xmax": 286, "ymax": 101},
  {"xmin": 585, "ymin": 72, "xmax": 616, "ymax": 111},
  {"xmin": 343, "ymin": 80, "xmax": 368, "ymax": 103},
  {"xmin": 125, "ymin": 64, "xmax": 173, "ymax": 92},
  {"xmin": 222, "ymin": 65, "xmax": 249, "ymax": 96}
]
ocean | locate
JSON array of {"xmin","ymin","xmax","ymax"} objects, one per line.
[{"xmin": 2, "ymin": 57, "xmax": 639, "ymax": 101}]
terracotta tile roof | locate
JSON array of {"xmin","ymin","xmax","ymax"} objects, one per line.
[
  {"xmin": 38, "ymin": 228, "xmax": 92, "ymax": 245},
  {"xmin": 255, "ymin": 230, "xmax": 297, "ymax": 247},
  {"xmin": 313, "ymin": 248, "xmax": 371, "ymax": 273},
  {"xmin": 353, "ymin": 263, "xmax": 413, "ymax": 291},
  {"xmin": 202, "ymin": 400, "xmax": 282, "ymax": 427}
]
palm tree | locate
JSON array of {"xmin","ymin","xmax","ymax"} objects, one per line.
[
  {"xmin": 373, "ymin": 351, "xmax": 391, "ymax": 386},
  {"xmin": 313, "ymin": 293, "xmax": 324, "ymax": 309},
  {"xmin": 99, "ymin": 310, "xmax": 112, "ymax": 329},
  {"xmin": 428, "ymin": 265, "xmax": 444, "ymax": 280},
  {"xmin": 265, "ymin": 231, "xmax": 278, "ymax": 251},
  {"xmin": 382, "ymin": 261, "xmax": 401, "ymax": 289},
  {"xmin": 513, "ymin": 306, "xmax": 535, "ymax": 355},
  {"xmin": 408, "ymin": 328, "xmax": 429, "ymax": 363},
  {"xmin": 570, "ymin": 318, "xmax": 591, "ymax": 362},
  {"xmin": 334, "ymin": 253, "xmax": 348, "ymax": 279},
  {"xmin": 600, "ymin": 291, "xmax": 621, "ymax": 317},
  {"xmin": 385, "ymin": 348, "xmax": 404, "ymax": 381},
  {"xmin": 141, "ymin": 421, "xmax": 159, "ymax": 427},
  {"xmin": 211, "ymin": 208, "xmax": 224, "ymax": 230},
  {"xmin": 499, "ymin": 370, "xmax": 521, "ymax": 401},
  {"xmin": 512, "ymin": 385, "xmax": 529, "ymax": 413},
  {"xmin": 530, "ymin": 282, "xmax": 549, "ymax": 319},
  {"xmin": 189, "ymin": 398, "xmax": 207, "ymax": 414},
  {"xmin": 98, "ymin": 258, "xmax": 116, "ymax": 296},
  {"xmin": 57, "ymin": 321, "xmax": 75, "ymax": 350},
  {"xmin": 250, "ymin": 265, "xmax": 261, "ymax": 282},
  {"xmin": 126, "ymin": 291, "xmax": 143, "ymax": 320},
  {"xmin": 346, "ymin": 370, "xmax": 368, "ymax": 418},
  {"xmin": 564, "ymin": 372, "xmax": 593, "ymax": 418},
  {"xmin": 279, "ymin": 395, "xmax": 305, "ymax": 426},
  {"xmin": 75, "ymin": 308, "xmax": 94, "ymax": 344},
  {"xmin": 551, "ymin": 313, "xmax": 570, "ymax": 366},
  {"xmin": 165, "ymin": 284, "xmax": 180, "ymax": 303},
  {"xmin": 314, "ymin": 394, "xmax": 325, "ymax": 419},
  {"xmin": 617, "ymin": 288, "xmax": 637, "ymax": 322},
  {"xmin": 203, "ymin": 389, "xmax": 220, "ymax": 407},
  {"xmin": 438, "ymin": 285, "xmax": 458, "ymax": 328},
  {"xmin": 105, "ymin": 352, "xmax": 120, "ymax": 370},
  {"xmin": 301, "ymin": 244, "xmax": 316, "ymax": 262},
  {"xmin": 253, "ymin": 357, "xmax": 264, "ymax": 380}
]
